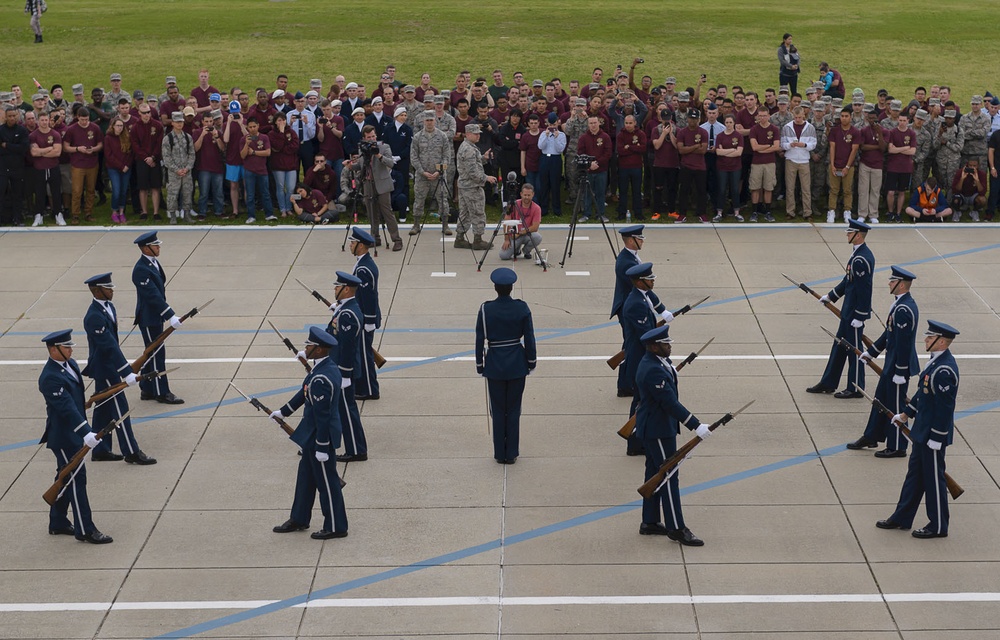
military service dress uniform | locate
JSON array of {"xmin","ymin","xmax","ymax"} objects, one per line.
[
  {"xmin": 610, "ymin": 225, "xmax": 644, "ymax": 396},
  {"xmin": 327, "ymin": 271, "xmax": 368, "ymax": 461},
  {"xmin": 350, "ymin": 228, "xmax": 381, "ymax": 400},
  {"xmin": 131, "ymin": 231, "xmax": 184, "ymax": 403}
]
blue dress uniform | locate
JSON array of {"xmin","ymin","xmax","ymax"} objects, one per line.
[
  {"xmin": 274, "ymin": 327, "xmax": 349, "ymax": 537},
  {"xmin": 633, "ymin": 326, "xmax": 701, "ymax": 534},
  {"xmin": 476, "ymin": 268, "xmax": 537, "ymax": 463},
  {"xmin": 37, "ymin": 330, "xmax": 105, "ymax": 541},
  {"xmin": 383, "ymin": 114, "xmax": 413, "ymax": 215},
  {"xmin": 81, "ymin": 273, "xmax": 143, "ymax": 460},
  {"xmin": 611, "ymin": 225, "xmax": 643, "ymax": 395},
  {"xmin": 131, "ymin": 231, "xmax": 181, "ymax": 402},
  {"xmin": 350, "ymin": 228, "xmax": 381, "ymax": 399},
  {"xmin": 883, "ymin": 320, "xmax": 960, "ymax": 538},
  {"xmin": 860, "ymin": 267, "xmax": 920, "ymax": 454},
  {"xmin": 326, "ymin": 271, "xmax": 368, "ymax": 460},
  {"xmin": 813, "ymin": 219, "xmax": 874, "ymax": 395}
]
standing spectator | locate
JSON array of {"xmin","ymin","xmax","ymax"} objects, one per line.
[
  {"xmin": 247, "ymin": 89, "xmax": 278, "ymax": 134},
  {"xmin": 287, "ymin": 92, "xmax": 316, "ymax": 173},
  {"xmin": 189, "ymin": 70, "xmax": 217, "ymax": 115},
  {"xmin": 674, "ymin": 108, "xmax": 709, "ymax": 223},
  {"xmin": 777, "ymin": 33, "xmax": 800, "ymax": 94},
  {"xmin": 193, "ymin": 112, "xmax": 225, "ymax": 219},
  {"xmin": 316, "ymin": 99, "xmax": 345, "ymax": 181},
  {"xmin": 1, "ymin": 106, "xmax": 29, "ymax": 225},
  {"xmin": 701, "ymin": 104, "xmax": 726, "ymax": 216},
  {"xmin": 536, "ymin": 112, "xmax": 566, "ymax": 216},
  {"xmin": 409, "ymin": 112, "xmax": 453, "ymax": 235},
  {"xmin": 62, "ymin": 106, "xmax": 103, "ymax": 224},
  {"xmin": 650, "ymin": 107, "xmax": 680, "ymax": 220},
  {"xmin": 562, "ymin": 98, "xmax": 589, "ymax": 206},
  {"xmin": 130, "ymin": 103, "xmax": 164, "ymax": 220},
  {"xmin": 885, "ymin": 114, "xmax": 916, "ymax": 222},
  {"xmin": 240, "ymin": 118, "xmax": 272, "ymax": 223},
  {"xmin": 519, "ymin": 113, "xmax": 542, "ymax": 192},
  {"xmin": 161, "ymin": 112, "xmax": 195, "ymax": 224},
  {"xmin": 949, "ymin": 159, "xmax": 987, "ymax": 221},
  {"xmin": 107, "ymin": 74, "xmax": 128, "ymax": 108},
  {"xmin": 934, "ymin": 110, "xmax": 964, "ymax": 188},
  {"xmin": 827, "ymin": 108, "xmax": 860, "ymax": 222},
  {"xmin": 268, "ymin": 113, "xmax": 300, "ymax": 218},
  {"xmin": 103, "ymin": 118, "xmax": 133, "ymax": 224},
  {"xmin": 25, "ymin": 0, "xmax": 43, "ymax": 42},
  {"xmin": 987, "ymin": 125, "xmax": 1000, "ymax": 221},
  {"xmin": 576, "ymin": 115, "xmax": 612, "ymax": 222},
  {"xmin": 748, "ymin": 109, "xmax": 781, "ymax": 222},
  {"xmin": 960, "ymin": 95, "xmax": 990, "ymax": 168},
  {"xmin": 616, "ymin": 114, "xmax": 646, "ymax": 220},
  {"xmin": 454, "ymin": 124, "xmax": 498, "ymax": 250},
  {"xmin": 343, "ymin": 107, "xmax": 366, "ymax": 159},
  {"xmin": 384, "ymin": 106, "xmax": 414, "ymax": 220},
  {"xmin": 714, "ymin": 114, "xmax": 744, "ymax": 221},
  {"xmin": 857, "ymin": 105, "xmax": 887, "ymax": 224},
  {"xmin": 497, "ymin": 109, "xmax": 525, "ymax": 203},
  {"xmin": 780, "ymin": 106, "xmax": 816, "ymax": 219},
  {"xmin": 28, "ymin": 111, "xmax": 63, "ymax": 226},
  {"xmin": 222, "ymin": 102, "xmax": 246, "ymax": 219},
  {"xmin": 912, "ymin": 109, "xmax": 934, "ymax": 187}
]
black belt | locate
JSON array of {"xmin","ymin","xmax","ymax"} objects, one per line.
[{"xmin": 488, "ymin": 339, "xmax": 521, "ymax": 348}]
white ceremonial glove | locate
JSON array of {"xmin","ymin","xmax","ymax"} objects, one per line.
[
  {"xmin": 315, "ymin": 451, "xmax": 330, "ymax": 462},
  {"xmin": 850, "ymin": 319, "xmax": 863, "ymax": 329},
  {"xmin": 124, "ymin": 372, "xmax": 139, "ymax": 386},
  {"xmin": 695, "ymin": 423, "xmax": 712, "ymax": 439},
  {"xmin": 83, "ymin": 432, "xmax": 101, "ymax": 449},
  {"xmin": 296, "ymin": 350, "xmax": 307, "ymax": 362},
  {"xmin": 859, "ymin": 352, "xmax": 873, "ymax": 363},
  {"xmin": 892, "ymin": 375, "xmax": 906, "ymax": 385},
  {"xmin": 819, "ymin": 294, "xmax": 831, "ymax": 304},
  {"xmin": 329, "ymin": 302, "xmax": 338, "ymax": 312},
  {"xmin": 927, "ymin": 440, "xmax": 942, "ymax": 451},
  {"xmin": 269, "ymin": 410, "xmax": 284, "ymax": 423},
  {"xmin": 364, "ymin": 323, "xmax": 376, "ymax": 332},
  {"xmin": 659, "ymin": 310, "xmax": 674, "ymax": 323},
  {"xmin": 168, "ymin": 315, "xmax": 183, "ymax": 329},
  {"xmin": 892, "ymin": 413, "xmax": 908, "ymax": 426},
  {"xmin": 340, "ymin": 377, "xmax": 351, "ymax": 389}
]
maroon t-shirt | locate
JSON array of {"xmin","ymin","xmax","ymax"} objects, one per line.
[
  {"xmin": 576, "ymin": 130, "xmax": 612, "ymax": 172},
  {"xmin": 224, "ymin": 120, "xmax": 245, "ymax": 166},
  {"xmin": 859, "ymin": 125, "xmax": 887, "ymax": 169},
  {"xmin": 715, "ymin": 131, "xmax": 744, "ymax": 172},
  {"xmin": 28, "ymin": 128, "xmax": 62, "ymax": 170},
  {"xmin": 160, "ymin": 98, "xmax": 185, "ymax": 122},
  {"xmin": 103, "ymin": 134, "xmax": 133, "ymax": 172},
  {"xmin": 651, "ymin": 124, "xmax": 680, "ymax": 169},
  {"xmin": 675, "ymin": 126, "xmax": 706, "ymax": 170},
  {"xmin": 519, "ymin": 129, "xmax": 542, "ymax": 171},
  {"xmin": 304, "ymin": 166, "xmax": 337, "ymax": 200},
  {"xmin": 828, "ymin": 125, "xmax": 861, "ymax": 169},
  {"xmin": 886, "ymin": 127, "xmax": 916, "ymax": 173},
  {"xmin": 242, "ymin": 134, "xmax": 270, "ymax": 175},
  {"xmin": 299, "ymin": 189, "xmax": 328, "ymax": 214},
  {"xmin": 489, "ymin": 108, "xmax": 510, "ymax": 125},
  {"xmin": 735, "ymin": 107, "xmax": 759, "ymax": 155},
  {"xmin": 247, "ymin": 104, "xmax": 278, "ymax": 134},
  {"xmin": 616, "ymin": 128, "xmax": 646, "ymax": 169},
  {"xmin": 131, "ymin": 119, "xmax": 164, "ymax": 162},
  {"xmin": 63, "ymin": 123, "xmax": 104, "ymax": 169},
  {"xmin": 190, "ymin": 85, "xmax": 219, "ymax": 109},
  {"xmin": 316, "ymin": 117, "xmax": 345, "ymax": 161},
  {"xmin": 749, "ymin": 123, "xmax": 780, "ymax": 164},
  {"xmin": 193, "ymin": 127, "xmax": 225, "ymax": 174}
]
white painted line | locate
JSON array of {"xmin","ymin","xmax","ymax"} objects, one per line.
[
  {"xmin": 439, "ymin": 237, "xmax": 456, "ymax": 243},
  {"xmin": 5, "ymin": 592, "xmax": 1000, "ymax": 612},
  {"xmin": 574, "ymin": 236, "xmax": 590, "ymax": 240},
  {"xmin": 430, "ymin": 272, "xmax": 457, "ymax": 277},
  {"xmin": 565, "ymin": 271, "xmax": 591, "ymax": 276}
]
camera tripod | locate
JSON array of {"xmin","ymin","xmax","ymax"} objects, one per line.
[
  {"xmin": 477, "ymin": 180, "xmax": 547, "ymax": 272},
  {"xmin": 409, "ymin": 166, "xmax": 455, "ymax": 275},
  {"xmin": 559, "ymin": 169, "xmax": 619, "ymax": 268}
]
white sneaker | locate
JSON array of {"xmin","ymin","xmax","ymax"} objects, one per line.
[
  {"xmin": 245, "ymin": 217, "xmax": 256, "ymax": 224},
  {"xmin": 843, "ymin": 211, "xmax": 852, "ymax": 222},
  {"xmin": 54, "ymin": 213, "xmax": 67, "ymax": 226},
  {"xmin": 32, "ymin": 213, "xmax": 43, "ymax": 227},
  {"xmin": 970, "ymin": 210, "xmax": 980, "ymax": 222},
  {"xmin": 826, "ymin": 210, "xmax": 835, "ymax": 224},
  {"xmin": 951, "ymin": 211, "xmax": 961, "ymax": 222},
  {"xmin": 868, "ymin": 217, "xmax": 879, "ymax": 225}
]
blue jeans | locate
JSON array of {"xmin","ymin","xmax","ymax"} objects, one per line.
[
  {"xmin": 717, "ymin": 169, "xmax": 742, "ymax": 213},
  {"xmin": 107, "ymin": 168, "xmax": 128, "ymax": 210},
  {"xmin": 272, "ymin": 170, "xmax": 297, "ymax": 212},
  {"xmin": 244, "ymin": 171, "xmax": 273, "ymax": 219},
  {"xmin": 197, "ymin": 171, "xmax": 224, "ymax": 216},
  {"xmin": 583, "ymin": 171, "xmax": 608, "ymax": 218}
]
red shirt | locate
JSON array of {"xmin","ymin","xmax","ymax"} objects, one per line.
[
  {"xmin": 268, "ymin": 128, "xmax": 300, "ymax": 172},
  {"xmin": 675, "ymin": 126, "xmax": 706, "ymax": 170},
  {"xmin": 130, "ymin": 119, "xmax": 164, "ymax": 162},
  {"xmin": 489, "ymin": 108, "xmax": 510, "ymax": 124},
  {"xmin": 749, "ymin": 123, "xmax": 780, "ymax": 164},
  {"xmin": 859, "ymin": 125, "xmax": 887, "ymax": 169},
  {"xmin": 193, "ymin": 127, "xmax": 225, "ymax": 174},
  {"xmin": 160, "ymin": 97, "xmax": 185, "ymax": 122},
  {"xmin": 715, "ymin": 131, "xmax": 744, "ymax": 172},
  {"xmin": 508, "ymin": 198, "xmax": 541, "ymax": 229},
  {"xmin": 616, "ymin": 128, "xmax": 646, "ymax": 169},
  {"xmin": 304, "ymin": 165, "xmax": 338, "ymax": 200},
  {"xmin": 224, "ymin": 120, "xmax": 245, "ymax": 166},
  {"xmin": 247, "ymin": 104, "xmax": 278, "ymax": 134},
  {"xmin": 651, "ymin": 124, "xmax": 680, "ymax": 169},
  {"xmin": 735, "ymin": 107, "xmax": 759, "ymax": 155},
  {"xmin": 316, "ymin": 117, "xmax": 345, "ymax": 161},
  {"xmin": 519, "ymin": 129, "xmax": 542, "ymax": 171},
  {"xmin": 190, "ymin": 85, "xmax": 219, "ymax": 109},
  {"xmin": 28, "ymin": 128, "xmax": 62, "ymax": 170},
  {"xmin": 103, "ymin": 134, "xmax": 133, "ymax": 172},
  {"xmin": 63, "ymin": 122, "xmax": 104, "ymax": 169},
  {"xmin": 886, "ymin": 127, "xmax": 916, "ymax": 173},
  {"xmin": 242, "ymin": 134, "xmax": 270, "ymax": 175},
  {"xmin": 828, "ymin": 125, "xmax": 861, "ymax": 169},
  {"xmin": 299, "ymin": 189, "xmax": 328, "ymax": 214},
  {"xmin": 576, "ymin": 130, "xmax": 612, "ymax": 172}
]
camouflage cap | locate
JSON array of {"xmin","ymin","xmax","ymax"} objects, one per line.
[
  {"xmin": 889, "ymin": 99, "xmax": 902, "ymax": 110},
  {"xmin": 914, "ymin": 109, "xmax": 929, "ymax": 120},
  {"xmin": 777, "ymin": 95, "xmax": 789, "ymax": 104},
  {"xmin": 171, "ymin": 111, "xmax": 184, "ymax": 122},
  {"xmin": 664, "ymin": 76, "xmax": 677, "ymax": 84},
  {"xmin": 811, "ymin": 102, "xmax": 826, "ymax": 112},
  {"xmin": 852, "ymin": 96, "xmax": 865, "ymax": 105},
  {"xmin": 831, "ymin": 98, "xmax": 843, "ymax": 107},
  {"xmin": 863, "ymin": 103, "xmax": 876, "ymax": 114},
  {"xmin": 971, "ymin": 94, "xmax": 983, "ymax": 104},
  {"xmin": 532, "ymin": 79, "xmax": 544, "ymax": 87},
  {"xmin": 465, "ymin": 123, "xmax": 481, "ymax": 134},
  {"xmin": 821, "ymin": 95, "xmax": 833, "ymax": 104},
  {"xmin": 403, "ymin": 85, "xmax": 416, "ymax": 93},
  {"xmin": 778, "ymin": 85, "xmax": 790, "ymax": 94},
  {"xmin": 71, "ymin": 84, "xmax": 84, "ymax": 94},
  {"xmin": 165, "ymin": 76, "xmax": 177, "ymax": 85},
  {"xmin": 433, "ymin": 95, "xmax": 446, "ymax": 103},
  {"xmin": 928, "ymin": 97, "xmax": 941, "ymax": 106},
  {"xmin": 422, "ymin": 93, "xmax": 434, "ymax": 102},
  {"xmin": 110, "ymin": 73, "xmax": 122, "ymax": 82},
  {"xmin": 574, "ymin": 97, "xmax": 587, "ymax": 106},
  {"xmin": 944, "ymin": 109, "xmax": 957, "ymax": 118},
  {"xmin": 421, "ymin": 110, "xmax": 436, "ymax": 120},
  {"xmin": 677, "ymin": 91, "xmax": 690, "ymax": 101},
  {"xmin": 310, "ymin": 78, "xmax": 322, "ymax": 88},
  {"xmin": 588, "ymin": 83, "xmax": 601, "ymax": 90},
  {"xmin": 31, "ymin": 93, "xmax": 45, "ymax": 102},
  {"xmin": 210, "ymin": 109, "xmax": 222, "ymax": 119}
]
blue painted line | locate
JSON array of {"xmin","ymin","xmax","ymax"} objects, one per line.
[
  {"xmin": 1, "ymin": 327, "xmax": 556, "ymax": 338},
  {"xmin": 0, "ymin": 439, "xmax": 36, "ymax": 453}
]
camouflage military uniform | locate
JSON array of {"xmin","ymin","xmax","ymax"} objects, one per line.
[
  {"xmin": 771, "ymin": 110, "xmax": 793, "ymax": 197},
  {"xmin": 106, "ymin": 90, "xmax": 130, "ymax": 108},
  {"xmin": 913, "ymin": 124, "xmax": 934, "ymax": 187},
  {"xmin": 410, "ymin": 126, "xmax": 452, "ymax": 227},
  {"xmin": 401, "ymin": 99, "xmax": 424, "ymax": 127},
  {"xmin": 809, "ymin": 114, "xmax": 829, "ymax": 212},
  {"xmin": 435, "ymin": 112, "xmax": 457, "ymax": 183},
  {"xmin": 960, "ymin": 109, "xmax": 990, "ymax": 166},
  {"xmin": 563, "ymin": 115, "xmax": 589, "ymax": 201},
  {"xmin": 161, "ymin": 129, "xmax": 195, "ymax": 219},
  {"xmin": 456, "ymin": 139, "xmax": 489, "ymax": 239},
  {"xmin": 934, "ymin": 122, "xmax": 964, "ymax": 184}
]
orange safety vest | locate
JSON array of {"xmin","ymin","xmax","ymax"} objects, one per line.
[{"xmin": 917, "ymin": 185, "xmax": 939, "ymax": 209}]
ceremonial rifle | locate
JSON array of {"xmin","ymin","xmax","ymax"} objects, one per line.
[
  {"xmin": 852, "ymin": 383, "xmax": 963, "ymax": 500},
  {"xmin": 85, "ymin": 368, "xmax": 178, "ymax": 409},
  {"xmin": 781, "ymin": 273, "xmax": 874, "ymax": 350},
  {"xmin": 267, "ymin": 320, "xmax": 311, "ymax": 372},
  {"xmin": 607, "ymin": 295, "xmax": 710, "ymax": 370},
  {"xmin": 42, "ymin": 410, "xmax": 133, "ymax": 506},
  {"xmin": 129, "ymin": 299, "xmax": 214, "ymax": 374},
  {"xmin": 617, "ymin": 338, "xmax": 715, "ymax": 439},
  {"xmin": 637, "ymin": 400, "xmax": 754, "ymax": 499},
  {"xmin": 294, "ymin": 278, "xmax": 386, "ymax": 368}
]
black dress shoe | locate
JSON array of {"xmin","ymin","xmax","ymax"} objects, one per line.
[
  {"xmin": 505, "ymin": 458, "xmax": 517, "ymax": 464},
  {"xmin": 626, "ymin": 448, "xmax": 645, "ymax": 456},
  {"xmin": 876, "ymin": 518, "xmax": 909, "ymax": 530},
  {"xmin": 912, "ymin": 526, "xmax": 947, "ymax": 539},
  {"xmin": 874, "ymin": 448, "xmax": 907, "ymax": 459},
  {"xmin": 157, "ymin": 393, "xmax": 185, "ymax": 405},
  {"xmin": 495, "ymin": 458, "xmax": 505, "ymax": 464},
  {"xmin": 806, "ymin": 384, "xmax": 836, "ymax": 394},
  {"xmin": 311, "ymin": 529, "xmax": 348, "ymax": 540},
  {"xmin": 666, "ymin": 527, "xmax": 704, "ymax": 546},
  {"xmin": 846, "ymin": 437, "xmax": 878, "ymax": 450},
  {"xmin": 49, "ymin": 526, "xmax": 75, "ymax": 536},
  {"xmin": 124, "ymin": 451, "xmax": 157, "ymax": 465},
  {"xmin": 273, "ymin": 519, "xmax": 309, "ymax": 533},
  {"xmin": 140, "ymin": 392, "xmax": 158, "ymax": 401},
  {"xmin": 77, "ymin": 530, "xmax": 113, "ymax": 544},
  {"xmin": 639, "ymin": 522, "xmax": 670, "ymax": 536},
  {"xmin": 336, "ymin": 453, "xmax": 368, "ymax": 463},
  {"xmin": 91, "ymin": 451, "xmax": 125, "ymax": 461},
  {"xmin": 833, "ymin": 389, "xmax": 864, "ymax": 399},
  {"xmin": 355, "ymin": 394, "xmax": 380, "ymax": 401},
  {"xmin": 616, "ymin": 388, "xmax": 634, "ymax": 398}
]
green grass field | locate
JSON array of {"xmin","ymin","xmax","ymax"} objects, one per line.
[{"xmin": 2, "ymin": 0, "xmax": 996, "ymax": 225}]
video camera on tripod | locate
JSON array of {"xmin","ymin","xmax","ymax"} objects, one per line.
[
  {"xmin": 575, "ymin": 153, "xmax": 596, "ymax": 167},
  {"xmin": 359, "ymin": 140, "xmax": 380, "ymax": 156}
]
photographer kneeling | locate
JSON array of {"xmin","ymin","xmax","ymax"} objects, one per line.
[
  {"xmin": 499, "ymin": 183, "xmax": 543, "ymax": 263},
  {"xmin": 292, "ymin": 183, "xmax": 336, "ymax": 225}
]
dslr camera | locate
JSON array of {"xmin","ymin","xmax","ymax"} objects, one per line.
[
  {"xmin": 575, "ymin": 154, "xmax": 596, "ymax": 167},
  {"xmin": 359, "ymin": 140, "xmax": 379, "ymax": 156}
]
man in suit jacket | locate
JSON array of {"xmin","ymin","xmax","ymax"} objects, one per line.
[
  {"xmin": 356, "ymin": 125, "xmax": 403, "ymax": 251},
  {"xmin": 349, "ymin": 227, "xmax": 382, "ymax": 400},
  {"xmin": 476, "ymin": 268, "xmax": 537, "ymax": 464},
  {"xmin": 82, "ymin": 273, "xmax": 155, "ymax": 464},
  {"xmin": 131, "ymin": 231, "xmax": 184, "ymax": 404},
  {"xmin": 610, "ymin": 225, "xmax": 645, "ymax": 397},
  {"xmin": 38, "ymin": 329, "xmax": 113, "ymax": 544}
]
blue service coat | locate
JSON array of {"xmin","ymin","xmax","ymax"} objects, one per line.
[
  {"xmin": 622, "ymin": 288, "xmax": 665, "ymax": 387},
  {"xmin": 476, "ymin": 296, "xmax": 537, "ymax": 380},
  {"xmin": 904, "ymin": 350, "xmax": 959, "ymax": 447},
  {"xmin": 383, "ymin": 121, "xmax": 413, "ymax": 164},
  {"xmin": 633, "ymin": 351, "xmax": 700, "ymax": 439},
  {"xmin": 610, "ymin": 248, "xmax": 640, "ymax": 319},
  {"xmin": 867, "ymin": 292, "xmax": 920, "ymax": 378},
  {"xmin": 353, "ymin": 254, "xmax": 381, "ymax": 329},
  {"xmin": 280, "ymin": 356, "xmax": 343, "ymax": 453},
  {"xmin": 326, "ymin": 298, "xmax": 363, "ymax": 380},
  {"xmin": 132, "ymin": 256, "xmax": 174, "ymax": 327},
  {"xmin": 81, "ymin": 300, "xmax": 130, "ymax": 381},
  {"xmin": 38, "ymin": 358, "xmax": 92, "ymax": 450},
  {"xmin": 827, "ymin": 242, "xmax": 874, "ymax": 322}
]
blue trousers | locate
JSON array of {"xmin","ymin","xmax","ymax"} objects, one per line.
[
  {"xmin": 641, "ymin": 436, "xmax": 685, "ymax": 529},
  {"xmin": 139, "ymin": 324, "xmax": 172, "ymax": 397},
  {"xmin": 107, "ymin": 168, "xmax": 128, "ymax": 211},
  {"xmin": 353, "ymin": 329, "xmax": 379, "ymax": 397},
  {"xmin": 50, "ymin": 448, "xmax": 95, "ymax": 538},
  {"xmin": 818, "ymin": 318, "xmax": 865, "ymax": 392},
  {"xmin": 243, "ymin": 171, "xmax": 273, "ymax": 219},
  {"xmin": 583, "ymin": 171, "xmax": 608, "ymax": 218},
  {"xmin": 862, "ymin": 373, "xmax": 909, "ymax": 451},
  {"xmin": 536, "ymin": 155, "xmax": 562, "ymax": 215},
  {"xmin": 487, "ymin": 377, "xmax": 525, "ymax": 461},
  {"xmin": 889, "ymin": 442, "xmax": 949, "ymax": 534},
  {"xmin": 290, "ymin": 443, "xmax": 348, "ymax": 533},
  {"xmin": 340, "ymin": 384, "xmax": 367, "ymax": 456},
  {"xmin": 615, "ymin": 316, "xmax": 631, "ymax": 393},
  {"xmin": 197, "ymin": 170, "xmax": 225, "ymax": 216},
  {"xmin": 91, "ymin": 376, "xmax": 139, "ymax": 456}
]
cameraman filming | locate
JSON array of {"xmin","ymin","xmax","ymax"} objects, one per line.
[
  {"xmin": 355, "ymin": 125, "xmax": 403, "ymax": 251},
  {"xmin": 499, "ymin": 183, "xmax": 543, "ymax": 262},
  {"xmin": 949, "ymin": 158, "xmax": 987, "ymax": 221}
]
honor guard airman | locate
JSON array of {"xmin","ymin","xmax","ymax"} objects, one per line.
[
  {"xmin": 38, "ymin": 329, "xmax": 113, "ymax": 544},
  {"xmin": 269, "ymin": 327, "xmax": 349, "ymax": 540},
  {"xmin": 611, "ymin": 224, "xmax": 645, "ymax": 398},
  {"xmin": 82, "ymin": 273, "xmax": 155, "ymax": 465},
  {"xmin": 634, "ymin": 325, "xmax": 711, "ymax": 546},
  {"xmin": 327, "ymin": 271, "xmax": 368, "ymax": 462},
  {"xmin": 476, "ymin": 268, "xmax": 537, "ymax": 464},
  {"xmin": 349, "ymin": 228, "xmax": 381, "ymax": 400},
  {"xmin": 808, "ymin": 218, "xmax": 874, "ymax": 398},
  {"xmin": 132, "ymin": 231, "xmax": 184, "ymax": 404},
  {"xmin": 877, "ymin": 320, "xmax": 960, "ymax": 539},
  {"xmin": 848, "ymin": 266, "xmax": 920, "ymax": 457},
  {"xmin": 622, "ymin": 262, "xmax": 673, "ymax": 456}
]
